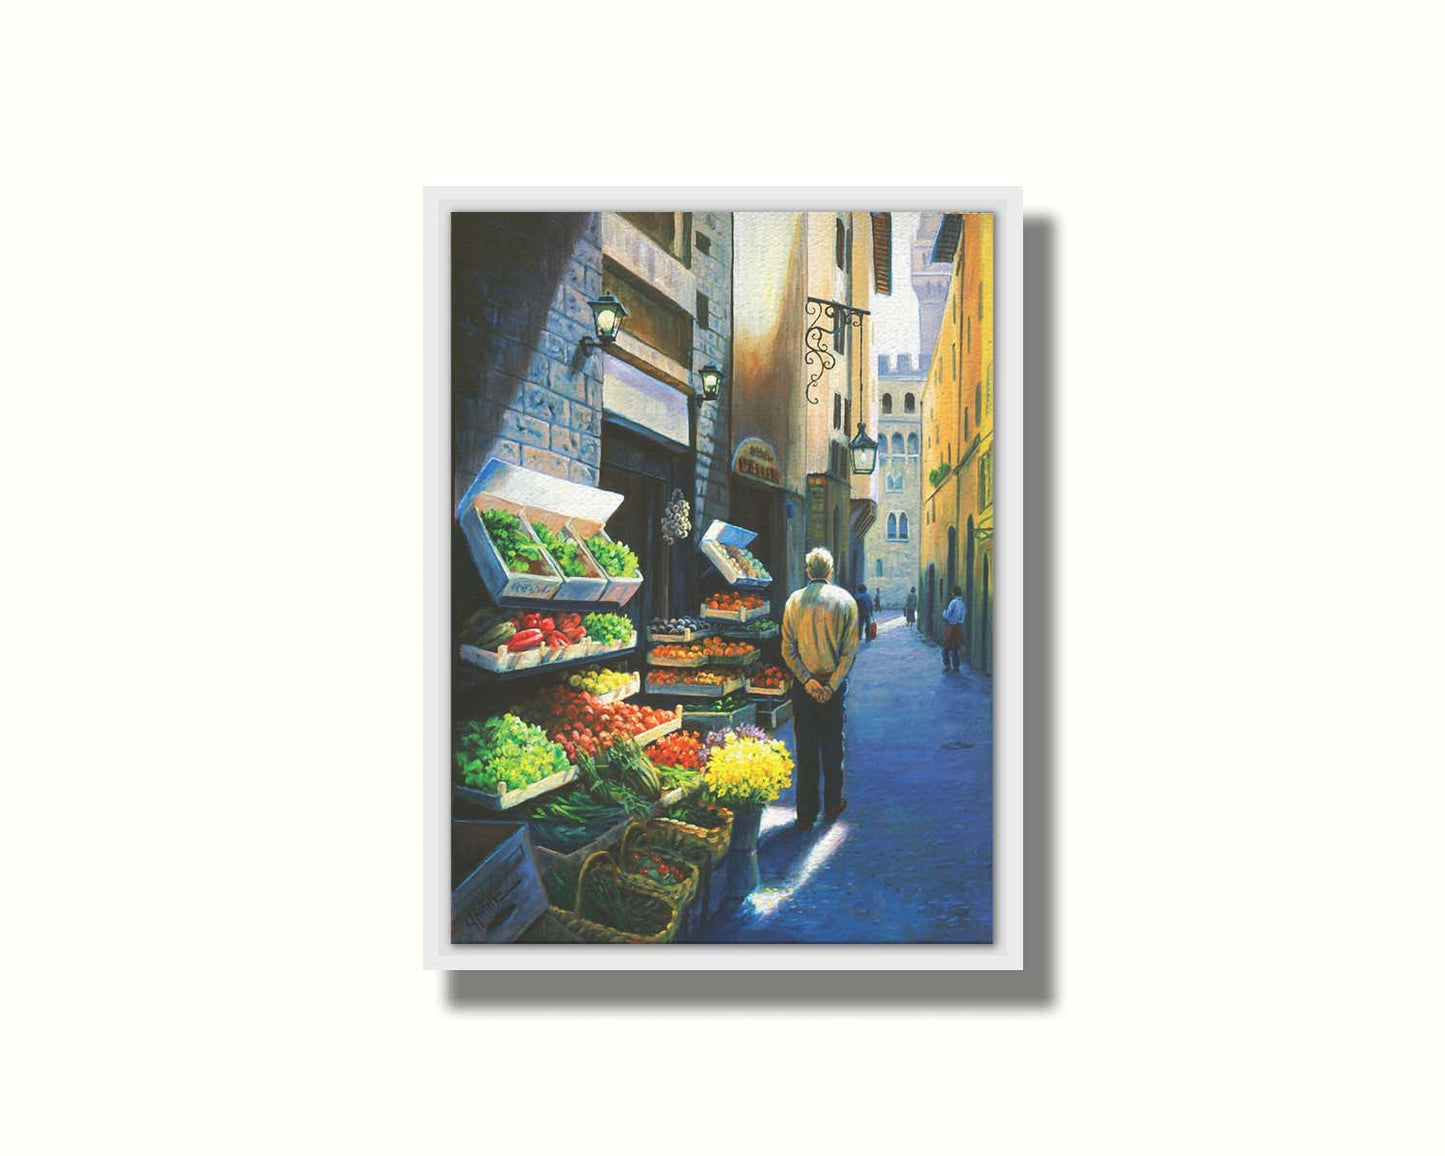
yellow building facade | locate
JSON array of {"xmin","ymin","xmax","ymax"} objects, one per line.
[{"xmin": 919, "ymin": 213, "xmax": 994, "ymax": 672}]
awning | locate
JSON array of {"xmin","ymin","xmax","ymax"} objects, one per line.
[
  {"xmin": 871, "ymin": 212, "xmax": 892, "ymax": 295},
  {"xmin": 930, "ymin": 213, "xmax": 963, "ymax": 263}
]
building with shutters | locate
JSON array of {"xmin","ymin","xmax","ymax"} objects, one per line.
[{"xmin": 918, "ymin": 211, "xmax": 995, "ymax": 672}]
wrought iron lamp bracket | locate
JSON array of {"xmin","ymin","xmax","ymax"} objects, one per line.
[{"xmin": 803, "ymin": 296, "xmax": 870, "ymax": 404}]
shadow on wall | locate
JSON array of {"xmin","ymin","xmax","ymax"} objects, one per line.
[
  {"xmin": 439, "ymin": 214, "xmax": 1059, "ymax": 1007},
  {"xmin": 450, "ymin": 212, "xmax": 601, "ymax": 504}
]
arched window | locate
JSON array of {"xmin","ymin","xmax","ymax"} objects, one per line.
[
  {"xmin": 891, "ymin": 432, "xmax": 904, "ymax": 456},
  {"xmin": 898, "ymin": 513, "xmax": 909, "ymax": 540},
  {"xmin": 881, "ymin": 393, "xmax": 893, "ymax": 415},
  {"xmin": 904, "ymin": 392, "xmax": 916, "ymax": 413},
  {"xmin": 887, "ymin": 513, "xmax": 897, "ymax": 539},
  {"xmin": 906, "ymin": 432, "xmax": 919, "ymax": 457},
  {"xmin": 876, "ymin": 559, "xmax": 883, "ymax": 576}
]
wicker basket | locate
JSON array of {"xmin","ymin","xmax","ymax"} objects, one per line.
[
  {"xmin": 539, "ymin": 850, "xmax": 679, "ymax": 944},
  {"xmin": 617, "ymin": 822, "xmax": 700, "ymax": 911},
  {"xmin": 648, "ymin": 802, "xmax": 734, "ymax": 868}
]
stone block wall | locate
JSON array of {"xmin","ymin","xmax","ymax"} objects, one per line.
[
  {"xmin": 691, "ymin": 212, "xmax": 732, "ymax": 527},
  {"xmin": 451, "ymin": 212, "xmax": 604, "ymax": 504}
]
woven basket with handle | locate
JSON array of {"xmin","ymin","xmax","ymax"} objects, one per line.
[
  {"xmin": 617, "ymin": 821, "xmax": 700, "ymax": 910},
  {"xmin": 647, "ymin": 802, "xmax": 734, "ymax": 868},
  {"xmin": 539, "ymin": 849, "xmax": 679, "ymax": 944}
]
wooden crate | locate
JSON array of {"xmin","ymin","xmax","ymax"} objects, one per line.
[
  {"xmin": 682, "ymin": 700, "xmax": 758, "ymax": 732},
  {"xmin": 635, "ymin": 705, "xmax": 683, "ymax": 747},
  {"xmin": 453, "ymin": 765, "xmax": 578, "ymax": 812},
  {"xmin": 451, "ymin": 821, "xmax": 548, "ymax": 944}
]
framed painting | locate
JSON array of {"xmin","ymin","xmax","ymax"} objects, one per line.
[{"xmin": 424, "ymin": 188, "xmax": 1022, "ymax": 969}]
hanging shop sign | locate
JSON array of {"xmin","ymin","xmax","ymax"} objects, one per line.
[{"xmin": 731, "ymin": 437, "xmax": 783, "ymax": 488}]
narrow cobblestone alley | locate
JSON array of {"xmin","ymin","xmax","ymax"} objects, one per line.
[{"xmin": 701, "ymin": 610, "xmax": 993, "ymax": 943}]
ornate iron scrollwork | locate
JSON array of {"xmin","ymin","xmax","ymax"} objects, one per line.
[{"xmin": 803, "ymin": 296, "xmax": 869, "ymax": 404}]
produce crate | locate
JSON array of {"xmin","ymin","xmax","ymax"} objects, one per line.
[
  {"xmin": 459, "ymin": 642, "xmax": 541, "ymax": 673},
  {"xmin": 700, "ymin": 601, "xmax": 771, "ymax": 624},
  {"xmin": 457, "ymin": 458, "xmax": 637, "ymax": 606},
  {"xmin": 647, "ymin": 625, "xmax": 713, "ymax": 643},
  {"xmin": 456, "ymin": 488, "xmax": 563, "ymax": 601},
  {"xmin": 635, "ymin": 705, "xmax": 683, "ymax": 747},
  {"xmin": 647, "ymin": 649, "xmax": 707, "ymax": 668},
  {"xmin": 745, "ymin": 677, "xmax": 789, "ymax": 696},
  {"xmin": 535, "ymin": 636, "xmax": 585, "ymax": 664},
  {"xmin": 586, "ymin": 632, "xmax": 637, "ymax": 658},
  {"xmin": 682, "ymin": 700, "xmax": 758, "ymax": 732},
  {"xmin": 452, "ymin": 764, "xmax": 578, "ymax": 812},
  {"xmin": 527, "ymin": 509, "xmax": 609, "ymax": 602},
  {"xmin": 451, "ymin": 820, "xmax": 548, "ymax": 944},
  {"xmin": 652, "ymin": 671, "xmax": 747, "ymax": 698},
  {"xmin": 589, "ymin": 673, "xmax": 641, "ymax": 704},
  {"xmin": 589, "ymin": 527, "xmax": 644, "ymax": 605},
  {"xmin": 717, "ymin": 623, "xmax": 779, "ymax": 641},
  {"xmin": 704, "ymin": 647, "xmax": 760, "ymax": 667},
  {"xmin": 699, "ymin": 519, "xmax": 773, "ymax": 588},
  {"xmin": 755, "ymin": 697, "xmax": 793, "ymax": 730}
]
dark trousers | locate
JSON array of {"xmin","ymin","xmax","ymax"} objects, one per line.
[{"xmin": 791, "ymin": 679, "xmax": 847, "ymax": 821}]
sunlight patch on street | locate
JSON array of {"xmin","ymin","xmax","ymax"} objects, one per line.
[
  {"xmin": 876, "ymin": 616, "xmax": 907, "ymax": 634},
  {"xmin": 759, "ymin": 803, "xmax": 795, "ymax": 836},
  {"xmin": 746, "ymin": 823, "xmax": 849, "ymax": 919}
]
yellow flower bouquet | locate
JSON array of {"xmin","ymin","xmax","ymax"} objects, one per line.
[{"xmin": 701, "ymin": 733, "xmax": 795, "ymax": 807}]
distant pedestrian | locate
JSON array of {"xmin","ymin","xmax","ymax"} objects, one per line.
[
  {"xmin": 781, "ymin": 548, "xmax": 859, "ymax": 832},
  {"xmin": 856, "ymin": 584, "xmax": 875, "ymax": 642},
  {"xmin": 905, "ymin": 586, "xmax": 917, "ymax": 628},
  {"xmin": 875, "ymin": 592, "xmax": 884, "ymax": 611},
  {"xmin": 941, "ymin": 585, "xmax": 967, "ymax": 672}
]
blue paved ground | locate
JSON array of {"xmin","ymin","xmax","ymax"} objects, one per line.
[{"xmin": 700, "ymin": 611, "xmax": 993, "ymax": 943}]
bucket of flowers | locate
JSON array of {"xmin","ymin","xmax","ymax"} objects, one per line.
[{"xmin": 696, "ymin": 726, "xmax": 795, "ymax": 898}]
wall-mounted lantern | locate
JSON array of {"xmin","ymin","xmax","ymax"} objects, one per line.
[
  {"xmin": 581, "ymin": 294, "xmax": 628, "ymax": 351},
  {"xmin": 698, "ymin": 363, "xmax": 724, "ymax": 401},
  {"xmin": 848, "ymin": 422, "xmax": 879, "ymax": 476}
]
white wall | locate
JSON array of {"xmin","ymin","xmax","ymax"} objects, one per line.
[{"xmin": 4, "ymin": 5, "xmax": 1441, "ymax": 1155}]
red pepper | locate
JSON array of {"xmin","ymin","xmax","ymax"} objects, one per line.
[
  {"xmin": 538, "ymin": 617, "xmax": 555, "ymax": 635},
  {"xmin": 508, "ymin": 628, "xmax": 543, "ymax": 650}
]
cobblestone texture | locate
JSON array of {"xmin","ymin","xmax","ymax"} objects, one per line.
[{"xmin": 700, "ymin": 611, "xmax": 993, "ymax": 944}]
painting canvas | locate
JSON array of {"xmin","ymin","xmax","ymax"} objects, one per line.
[{"xmin": 444, "ymin": 206, "xmax": 997, "ymax": 947}]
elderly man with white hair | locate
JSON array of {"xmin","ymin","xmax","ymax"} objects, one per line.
[{"xmin": 780, "ymin": 547, "xmax": 860, "ymax": 832}]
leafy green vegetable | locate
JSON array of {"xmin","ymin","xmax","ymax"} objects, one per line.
[
  {"xmin": 481, "ymin": 509, "xmax": 543, "ymax": 574},
  {"xmin": 657, "ymin": 765, "xmax": 701, "ymax": 791},
  {"xmin": 531, "ymin": 522, "xmax": 590, "ymax": 578},
  {"xmin": 587, "ymin": 534, "xmax": 640, "ymax": 578},
  {"xmin": 583, "ymin": 612, "xmax": 633, "ymax": 645},
  {"xmin": 454, "ymin": 713, "xmax": 568, "ymax": 792},
  {"xmin": 528, "ymin": 787, "xmax": 627, "ymax": 853}
]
